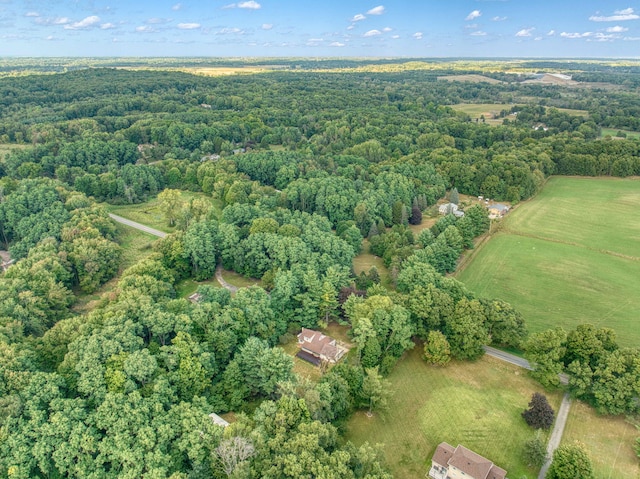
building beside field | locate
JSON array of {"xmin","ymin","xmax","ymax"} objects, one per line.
[
  {"xmin": 439, "ymin": 203, "xmax": 459, "ymax": 215},
  {"xmin": 296, "ymin": 328, "xmax": 348, "ymax": 366},
  {"xmin": 488, "ymin": 203, "xmax": 509, "ymax": 218},
  {"xmin": 429, "ymin": 443, "xmax": 507, "ymax": 479},
  {"xmin": 208, "ymin": 413, "xmax": 230, "ymax": 428}
]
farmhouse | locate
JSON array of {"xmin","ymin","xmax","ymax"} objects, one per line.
[
  {"xmin": 439, "ymin": 203, "xmax": 459, "ymax": 215},
  {"xmin": 429, "ymin": 443, "xmax": 507, "ymax": 479},
  {"xmin": 488, "ymin": 203, "xmax": 509, "ymax": 218},
  {"xmin": 297, "ymin": 328, "xmax": 348, "ymax": 366}
]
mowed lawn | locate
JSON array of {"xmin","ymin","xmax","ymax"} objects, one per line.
[
  {"xmin": 457, "ymin": 177, "xmax": 640, "ymax": 347},
  {"xmin": 345, "ymin": 347, "xmax": 562, "ymax": 479},
  {"xmin": 562, "ymin": 400, "xmax": 640, "ymax": 479}
]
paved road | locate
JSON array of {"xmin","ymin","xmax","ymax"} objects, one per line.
[
  {"xmin": 483, "ymin": 346, "xmax": 569, "ymax": 385},
  {"xmin": 483, "ymin": 346, "xmax": 532, "ymax": 370},
  {"xmin": 108, "ymin": 213, "xmax": 167, "ymax": 238},
  {"xmin": 538, "ymin": 393, "xmax": 572, "ymax": 479}
]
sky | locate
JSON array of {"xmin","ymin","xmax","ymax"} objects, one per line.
[{"xmin": 1, "ymin": 1, "xmax": 640, "ymax": 57}]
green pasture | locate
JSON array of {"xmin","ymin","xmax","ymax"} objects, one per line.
[
  {"xmin": 107, "ymin": 191, "xmax": 222, "ymax": 232},
  {"xmin": 457, "ymin": 177, "xmax": 640, "ymax": 347},
  {"xmin": 600, "ymin": 127, "xmax": 640, "ymax": 139},
  {"xmin": 345, "ymin": 347, "xmax": 561, "ymax": 479},
  {"xmin": 563, "ymin": 400, "xmax": 639, "ymax": 479},
  {"xmin": 352, "ymin": 239, "xmax": 392, "ymax": 287}
]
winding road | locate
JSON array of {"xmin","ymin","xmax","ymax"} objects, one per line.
[{"xmin": 109, "ymin": 213, "xmax": 238, "ymax": 293}]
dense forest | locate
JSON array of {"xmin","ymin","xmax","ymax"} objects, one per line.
[{"xmin": 1, "ymin": 60, "xmax": 639, "ymax": 478}]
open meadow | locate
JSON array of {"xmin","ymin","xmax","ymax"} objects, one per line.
[
  {"xmin": 345, "ymin": 347, "xmax": 562, "ymax": 479},
  {"xmin": 457, "ymin": 177, "xmax": 640, "ymax": 347},
  {"xmin": 562, "ymin": 400, "xmax": 639, "ymax": 479}
]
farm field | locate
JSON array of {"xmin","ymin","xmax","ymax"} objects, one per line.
[
  {"xmin": 345, "ymin": 347, "xmax": 562, "ymax": 479},
  {"xmin": 451, "ymin": 104, "xmax": 588, "ymax": 125},
  {"xmin": 562, "ymin": 400, "xmax": 639, "ymax": 479},
  {"xmin": 457, "ymin": 177, "xmax": 640, "ymax": 347}
]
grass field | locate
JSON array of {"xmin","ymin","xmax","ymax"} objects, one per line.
[
  {"xmin": 562, "ymin": 400, "xmax": 639, "ymax": 479},
  {"xmin": 353, "ymin": 239, "xmax": 392, "ymax": 287},
  {"xmin": 600, "ymin": 127, "xmax": 640, "ymax": 139},
  {"xmin": 457, "ymin": 177, "xmax": 640, "ymax": 347},
  {"xmin": 107, "ymin": 191, "xmax": 223, "ymax": 232},
  {"xmin": 345, "ymin": 347, "xmax": 562, "ymax": 479},
  {"xmin": 451, "ymin": 104, "xmax": 589, "ymax": 125},
  {"xmin": 73, "ymin": 223, "xmax": 157, "ymax": 313}
]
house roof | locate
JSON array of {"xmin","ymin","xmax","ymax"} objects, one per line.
[
  {"xmin": 432, "ymin": 442, "xmax": 455, "ymax": 467},
  {"xmin": 298, "ymin": 328, "xmax": 337, "ymax": 357},
  {"xmin": 489, "ymin": 203, "xmax": 509, "ymax": 212},
  {"xmin": 439, "ymin": 203, "xmax": 458, "ymax": 213},
  {"xmin": 208, "ymin": 413, "xmax": 230, "ymax": 427},
  {"xmin": 432, "ymin": 443, "xmax": 506, "ymax": 479}
]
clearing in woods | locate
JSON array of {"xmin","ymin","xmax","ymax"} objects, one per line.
[
  {"xmin": 457, "ymin": 176, "xmax": 640, "ymax": 347},
  {"xmin": 345, "ymin": 347, "xmax": 562, "ymax": 479}
]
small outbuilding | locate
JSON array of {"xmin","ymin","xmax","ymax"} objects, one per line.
[{"xmin": 208, "ymin": 413, "xmax": 230, "ymax": 428}]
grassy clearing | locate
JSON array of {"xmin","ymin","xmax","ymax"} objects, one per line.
[
  {"xmin": 345, "ymin": 347, "xmax": 562, "ymax": 479},
  {"xmin": 175, "ymin": 277, "xmax": 221, "ymax": 298},
  {"xmin": 107, "ymin": 191, "xmax": 222, "ymax": 232},
  {"xmin": 451, "ymin": 103, "xmax": 516, "ymax": 125},
  {"xmin": 438, "ymin": 75, "xmax": 504, "ymax": 84},
  {"xmin": 280, "ymin": 339, "xmax": 323, "ymax": 382},
  {"xmin": 73, "ymin": 223, "xmax": 157, "ymax": 313},
  {"xmin": 220, "ymin": 268, "xmax": 262, "ymax": 288},
  {"xmin": 600, "ymin": 127, "xmax": 640, "ymax": 139},
  {"xmin": 562, "ymin": 400, "xmax": 639, "ymax": 479},
  {"xmin": 353, "ymin": 239, "xmax": 392, "ymax": 287},
  {"xmin": 457, "ymin": 177, "xmax": 640, "ymax": 347}
]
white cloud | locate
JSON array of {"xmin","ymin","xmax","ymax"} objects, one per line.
[
  {"xmin": 178, "ymin": 23, "xmax": 200, "ymax": 29},
  {"xmin": 413, "ymin": 32, "xmax": 423, "ymax": 39},
  {"xmin": 383, "ymin": 27, "xmax": 392, "ymax": 32},
  {"xmin": 547, "ymin": 30, "xmax": 555, "ymax": 36},
  {"xmin": 391, "ymin": 34, "xmax": 400, "ymax": 39},
  {"xmin": 45, "ymin": 35, "xmax": 56, "ymax": 40},
  {"xmin": 351, "ymin": 13, "xmax": 366, "ymax": 22},
  {"xmin": 100, "ymin": 23, "xmax": 115, "ymax": 29},
  {"xmin": 592, "ymin": 33, "xmax": 616, "ymax": 41},
  {"xmin": 172, "ymin": 3, "xmax": 183, "ymax": 10},
  {"xmin": 515, "ymin": 27, "xmax": 534, "ymax": 37},
  {"xmin": 222, "ymin": 3, "xmax": 236, "ymax": 9},
  {"xmin": 589, "ymin": 8, "xmax": 639, "ymax": 22},
  {"xmin": 25, "ymin": 12, "xmax": 39, "ymax": 17},
  {"xmin": 470, "ymin": 30, "xmax": 487, "ymax": 36},
  {"xmin": 64, "ymin": 16, "xmax": 100, "ymax": 30},
  {"xmin": 135, "ymin": 25, "xmax": 154, "ymax": 33},
  {"xmin": 330, "ymin": 42, "xmax": 345, "ymax": 47},
  {"xmin": 367, "ymin": 6, "xmax": 385, "ymax": 15},
  {"xmin": 492, "ymin": 16, "xmax": 507, "ymax": 21},
  {"xmin": 147, "ymin": 18, "xmax": 170, "ymax": 24},
  {"xmin": 262, "ymin": 23, "xmax": 273, "ymax": 30},
  {"xmin": 218, "ymin": 27, "xmax": 244, "ymax": 34},
  {"xmin": 466, "ymin": 10, "xmax": 481, "ymax": 21},
  {"xmin": 347, "ymin": 25, "xmax": 355, "ymax": 30},
  {"xmin": 535, "ymin": 36, "xmax": 543, "ymax": 41},
  {"xmin": 607, "ymin": 25, "xmax": 628, "ymax": 32},
  {"xmin": 623, "ymin": 36, "xmax": 640, "ymax": 40},
  {"xmin": 560, "ymin": 31, "xmax": 592, "ymax": 38},
  {"xmin": 238, "ymin": 1, "xmax": 261, "ymax": 9},
  {"xmin": 363, "ymin": 29, "xmax": 381, "ymax": 37},
  {"xmin": 36, "ymin": 17, "xmax": 70, "ymax": 26}
]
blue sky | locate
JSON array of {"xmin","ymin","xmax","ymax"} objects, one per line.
[{"xmin": 1, "ymin": 1, "xmax": 639, "ymax": 57}]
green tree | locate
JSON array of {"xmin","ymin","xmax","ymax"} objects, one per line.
[
  {"xmin": 525, "ymin": 328, "xmax": 567, "ymax": 388},
  {"xmin": 523, "ymin": 432, "xmax": 548, "ymax": 468},
  {"xmin": 361, "ymin": 367, "xmax": 390, "ymax": 416},
  {"xmin": 158, "ymin": 188, "xmax": 184, "ymax": 227},
  {"xmin": 522, "ymin": 392, "xmax": 555, "ymax": 429},
  {"xmin": 547, "ymin": 442, "xmax": 594, "ymax": 479},
  {"xmin": 423, "ymin": 330, "xmax": 451, "ymax": 366}
]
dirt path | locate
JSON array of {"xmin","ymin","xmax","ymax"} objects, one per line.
[
  {"xmin": 538, "ymin": 393, "xmax": 572, "ymax": 479},
  {"xmin": 215, "ymin": 265, "xmax": 238, "ymax": 293}
]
